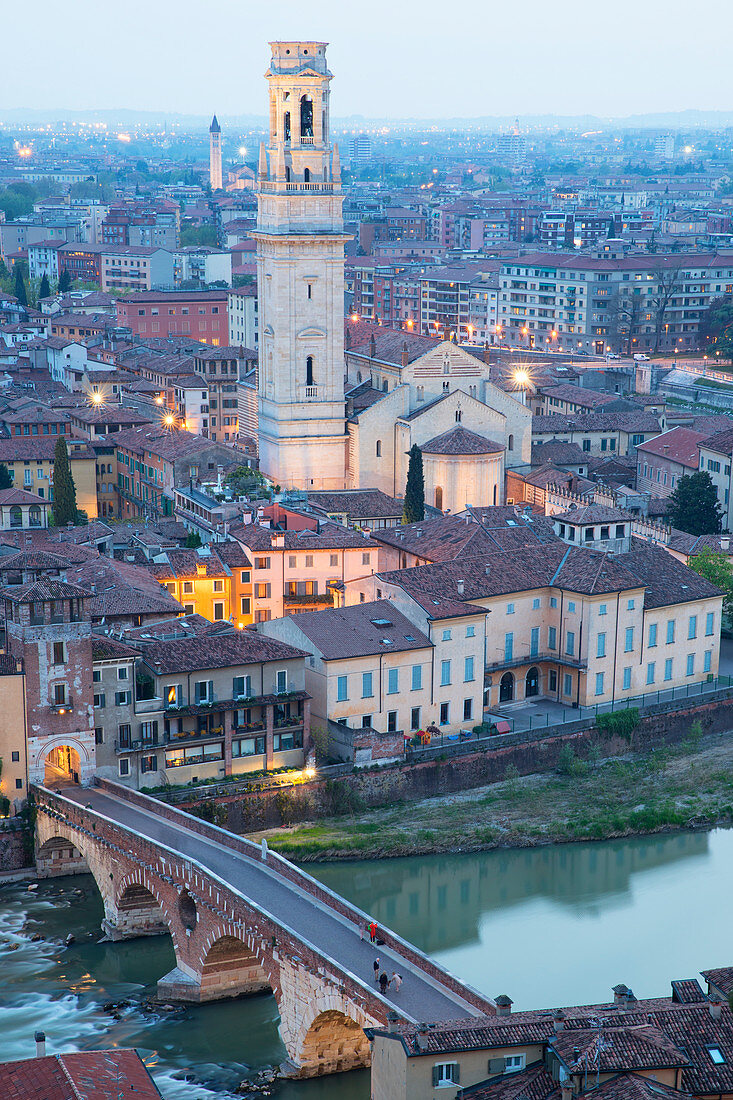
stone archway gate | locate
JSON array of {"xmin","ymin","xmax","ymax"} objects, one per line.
[{"xmin": 34, "ymin": 780, "xmax": 493, "ymax": 1077}]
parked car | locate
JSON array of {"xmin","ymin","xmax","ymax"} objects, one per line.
[{"xmin": 633, "ymin": 353, "xmax": 650, "ymax": 361}]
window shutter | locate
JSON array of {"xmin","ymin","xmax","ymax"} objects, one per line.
[
  {"xmin": 489, "ymin": 1058, "xmax": 505, "ymax": 1075},
  {"xmin": 152, "ymin": 720, "xmax": 158, "ymax": 737},
  {"xmin": 208, "ymin": 680, "xmax": 214, "ymax": 701},
  {"xmin": 432, "ymin": 1067, "xmax": 440, "ymax": 1087},
  {"xmin": 266, "ymin": 583, "xmax": 272, "ymax": 598},
  {"xmin": 453, "ymin": 1063, "xmax": 460, "ymax": 1084}
]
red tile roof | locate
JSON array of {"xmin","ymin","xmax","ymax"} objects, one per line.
[
  {"xmin": 0, "ymin": 1049, "xmax": 163, "ymax": 1100},
  {"xmin": 636, "ymin": 427, "xmax": 709, "ymax": 468}
]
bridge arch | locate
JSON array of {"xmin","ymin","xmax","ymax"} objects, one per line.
[
  {"xmin": 199, "ymin": 931, "xmax": 271, "ymax": 1001},
  {"xmin": 36, "ymin": 834, "xmax": 89, "ymax": 878},
  {"xmin": 296, "ymin": 1008, "xmax": 371, "ymax": 1076},
  {"xmin": 112, "ymin": 872, "xmax": 174, "ymax": 943}
]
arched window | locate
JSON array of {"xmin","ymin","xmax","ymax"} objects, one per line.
[
  {"xmin": 306, "ymin": 356, "xmax": 315, "ymax": 386},
  {"xmin": 376, "ymin": 440, "xmax": 382, "ymax": 458},
  {"xmin": 435, "ymin": 487, "xmax": 443, "ymax": 511},
  {"xmin": 9, "ymin": 505, "xmax": 21, "ymax": 529},
  {"xmin": 356, "ymin": 371, "xmax": 362, "ymax": 383},
  {"xmin": 382, "ymin": 379, "xmax": 388, "ymax": 392},
  {"xmin": 508, "ymin": 434, "xmax": 514, "ymax": 451},
  {"xmin": 300, "ymin": 95, "xmax": 313, "ymax": 138},
  {"xmin": 417, "ymin": 385, "xmax": 424, "ymax": 402},
  {"xmin": 28, "ymin": 505, "xmax": 41, "ymax": 528},
  {"xmin": 443, "ymin": 380, "xmax": 450, "ymax": 391},
  {"xmin": 284, "ymin": 111, "xmax": 291, "ymax": 142},
  {"xmin": 304, "ymin": 167, "xmax": 311, "ymax": 183},
  {"xmin": 285, "ymin": 165, "xmax": 291, "ymax": 182},
  {"xmin": 455, "ymin": 409, "xmax": 462, "ymax": 423}
]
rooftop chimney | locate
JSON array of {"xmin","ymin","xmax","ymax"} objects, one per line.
[
  {"xmin": 401, "ymin": 342, "xmax": 408, "ymax": 368},
  {"xmin": 34, "ymin": 1031, "xmax": 46, "ymax": 1058},
  {"xmin": 613, "ymin": 984, "xmax": 629, "ymax": 1005},
  {"xmin": 722, "ymin": 537, "xmax": 730, "ymax": 552},
  {"xmin": 553, "ymin": 1009, "xmax": 566, "ymax": 1034},
  {"xmin": 457, "ymin": 579, "xmax": 465, "ymax": 596},
  {"xmin": 494, "ymin": 994, "xmax": 513, "ymax": 1016},
  {"xmin": 709, "ymin": 996, "xmax": 724, "ymax": 1020},
  {"xmin": 388, "ymin": 1010, "xmax": 399, "ymax": 1034}
]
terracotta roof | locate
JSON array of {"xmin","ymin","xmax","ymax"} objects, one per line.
[
  {"xmin": 554, "ymin": 504, "xmax": 629, "ymax": 524},
  {"xmin": 0, "ymin": 488, "xmax": 47, "ymax": 506},
  {"xmin": 0, "ymin": 1049, "xmax": 163, "ymax": 1100},
  {"xmin": 91, "ymin": 634, "xmax": 142, "ymax": 661},
  {"xmin": 700, "ymin": 428, "xmax": 733, "ymax": 456},
  {"xmin": 671, "ymin": 979, "xmax": 707, "ymax": 1005},
  {"xmin": 542, "ymin": 384, "xmax": 617, "ymax": 407},
  {"xmin": 550, "ymin": 1024, "xmax": 688, "ymax": 1073},
  {"xmin": 231, "ymin": 523, "xmax": 371, "ymax": 553},
  {"xmin": 460, "ymin": 1061, "xmax": 558, "ymax": 1100},
  {"xmin": 636, "ymin": 427, "xmax": 708, "ymax": 468},
  {"xmin": 306, "ymin": 489, "xmax": 403, "ymax": 520},
  {"xmin": 137, "ymin": 630, "xmax": 309, "ymax": 674},
  {"xmin": 701, "ymin": 967, "xmax": 733, "ymax": 997},
  {"xmin": 422, "ymin": 426, "xmax": 505, "ymax": 456},
  {"xmin": 378, "ymin": 544, "xmax": 646, "ymax": 616},
  {"xmin": 532, "ymin": 440, "xmax": 589, "ymax": 466},
  {"xmin": 0, "ymin": 550, "xmax": 67, "ymax": 572},
  {"xmin": 2, "ymin": 577, "xmax": 88, "ymax": 603},
  {"xmin": 347, "ymin": 329, "xmax": 441, "ymax": 365},
  {"xmin": 274, "ymin": 600, "xmax": 433, "ymax": 660},
  {"xmin": 532, "ymin": 412, "xmax": 662, "ymax": 434},
  {"xmin": 0, "ymin": 439, "xmax": 95, "ymax": 462},
  {"xmin": 617, "ymin": 546, "xmax": 722, "ymax": 609}
]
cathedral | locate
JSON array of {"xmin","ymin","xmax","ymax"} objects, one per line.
[{"xmin": 254, "ymin": 42, "xmax": 530, "ymax": 509}]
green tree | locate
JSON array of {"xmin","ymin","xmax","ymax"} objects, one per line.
[
  {"xmin": 39, "ymin": 272, "xmax": 50, "ymax": 300},
  {"xmin": 0, "ymin": 463, "xmax": 11, "ymax": 490},
  {"xmin": 699, "ymin": 296, "xmax": 733, "ymax": 348},
  {"xmin": 52, "ymin": 437, "xmax": 77, "ymax": 527},
  {"xmin": 180, "ymin": 224, "xmax": 218, "ymax": 247},
  {"xmin": 667, "ymin": 471, "xmax": 723, "ymax": 535},
  {"xmin": 688, "ymin": 547, "xmax": 733, "ymax": 618},
  {"xmin": 402, "ymin": 444, "xmax": 425, "ymax": 523},
  {"xmin": 58, "ymin": 269, "xmax": 71, "ymax": 293},
  {"xmin": 184, "ymin": 531, "xmax": 202, "ymax": 549},
  {"xmin": 13, "ymin": 266, "xmax": 27, "ymax": 307}
]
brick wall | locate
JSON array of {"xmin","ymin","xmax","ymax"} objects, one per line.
[{"xmin": 202, "ymin": 692, "xmax": 733, "ymax": 836}]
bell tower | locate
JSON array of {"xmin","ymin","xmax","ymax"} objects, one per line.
[
  {"xmin": 252, "ymin": 41, "xmax": 348, "ymax": 490},
  {"xmin": 209, "ymin": 115, "xmax": 222, "ymax": 191}
]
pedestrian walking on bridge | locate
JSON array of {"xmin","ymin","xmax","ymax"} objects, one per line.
[
  {"xmin": 373, "ymin": 957, "xmax": 380, "ymax": 983},
  {"xmin": 379, "ymin": 971, "xmax": 390, "ymax": 995}
]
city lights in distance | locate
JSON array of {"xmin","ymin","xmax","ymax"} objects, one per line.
[{"xmin": 117, "ymin": 133, "xmax": 131, "ymax": 143}]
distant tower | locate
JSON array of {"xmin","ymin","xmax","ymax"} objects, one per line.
[
  {"xmin": 209, "ymin": 114, "xmax": 223, "ymax": 191},
  {"xmin": 252, "ymin": 42, "xmax": 348, "ymax": 490}
]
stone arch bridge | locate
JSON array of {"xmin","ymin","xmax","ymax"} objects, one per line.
[{"xmin": 35, "ymin": 781, "xmax": 493, "ymax": 1077}]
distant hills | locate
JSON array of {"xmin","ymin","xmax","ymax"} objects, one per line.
[{"xmin": 1, "ymin": 107, "xmax": 733, "ymax": 131}]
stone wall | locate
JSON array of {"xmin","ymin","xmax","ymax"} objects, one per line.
[
  {"xmin": 202, "ymin": 693, "xmax": 729, "ymax": 836},
  {"xmin": 0, "ymin": 824, "xmax": 31, "ymax": 872}
]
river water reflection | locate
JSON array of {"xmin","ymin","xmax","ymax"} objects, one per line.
[{"xmin": 0, "ymin": 828, "xmax": 729, "ymax": 1098}]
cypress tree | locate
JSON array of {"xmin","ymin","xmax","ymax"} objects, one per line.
[
  {"xmin": 0, "ymin": 463, "xmax": 11, "ymax": 490},
  {"xmin": 13, "ymin": 266, "xmax": 27, "ymax": 307},
  {"xmin": 403, "ymin": 444, "xmax": 425, "ymax": 524},
  {"xmin": 52, "ymin": 437, "xmax": 77, "ymax": 527},
  {"xmin": 39, "ymin": 272, "xmax": 50, "ymax": 300},
  {"xmin": 58, "ymin": 269, "xmax": 71, "ymax": 293}
]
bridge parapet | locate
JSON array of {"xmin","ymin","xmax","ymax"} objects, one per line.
[
  {"xmin": 95, "ymin": 778, "xmax": 495, "ymax": 1018},
  {"xmin": 32, "ymin": 785, "xmax": 408, "ymax": 1076}
]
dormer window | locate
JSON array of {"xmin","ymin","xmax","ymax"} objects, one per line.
[{"xmin": 708, "ymin": 1048, "xmax": 726, "ymax": 1065}]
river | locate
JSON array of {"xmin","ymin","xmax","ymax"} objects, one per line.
[{"xmin": 0, "ymin": 828, "xmax": 730, "ymax": 1098}]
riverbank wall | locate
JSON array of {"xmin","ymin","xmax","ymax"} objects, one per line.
[
  {"xmin": 177, "ymin": 691, "xmax": 732, "ymax": 834},
  {"xmin": 0, "ymin": 823, "xmax": 32, "ymax": 872}
]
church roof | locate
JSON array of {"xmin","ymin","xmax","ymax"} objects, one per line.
[
  {"xmin": 347, "ymin": 329, "xmax": 441, "ymax": 366},
  {"xmin": 210, "ymin": 115, "xmax": 221, "ymax": 132},
  {"xmin": 421, "ymin": 426, "xmax": 504, "ymax": 456}
]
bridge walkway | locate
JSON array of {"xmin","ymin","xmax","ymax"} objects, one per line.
[{"xmin": 62, "ymin": 785, "xmax": 484, "ymax": 1025}]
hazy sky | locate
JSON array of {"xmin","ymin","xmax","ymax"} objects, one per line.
[{"xmin": 7, "ymin": 0, "xmax": 733, "ymax": 120}]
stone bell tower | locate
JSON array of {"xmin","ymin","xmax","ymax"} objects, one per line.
[
  {"xmin": 209, "ymin": 115, "xmax": 223, "ymax": 191},
  {"xmin": 252, "ymin": 41, "xmax": 348, "ymax": 490}
]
